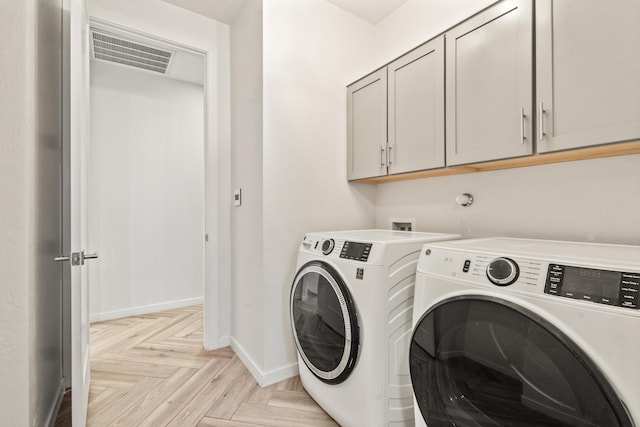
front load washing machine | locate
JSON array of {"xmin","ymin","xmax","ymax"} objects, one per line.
[
  {"xmin": 290, "ymin": 230, "xmax": 460, "ymax": 427},
  {"xmin": 410, "ymin": 237, "xmax": 640, "ymax": 427}
]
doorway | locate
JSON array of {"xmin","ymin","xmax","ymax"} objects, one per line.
[
  {"xmin": 58, "ymin": 12, "xmax": 233, "ymax": 421},
  {"xmin": 86, "ymin": 22, "xmax": 206, "ymax": 328},
  {"xmin": 88, "ymin": 24, "xmax": 205, "ymax": 322}
]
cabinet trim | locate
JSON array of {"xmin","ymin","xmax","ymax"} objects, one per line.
[{"xmin": 352, "ymin": 140, "xmax": 640, "ymax": 183}]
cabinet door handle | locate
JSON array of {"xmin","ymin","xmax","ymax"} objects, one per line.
[
  {"xmin": 388, "ymin": 146, "xmax": 393, "ymax": 165},
  {"xmin": 380, "ymin": 146, "xmax": 386, "ymax": 167},
  {"xmin": 538, "ymin": 102, "xmax": 546, "ymax": 142},
  {"xmin": 520, "ymin": 108, "xmax": 527, "ymax": 144}
]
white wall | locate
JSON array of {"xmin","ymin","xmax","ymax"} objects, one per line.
[
  {"xmin": 89, "ymin": 0, "xmax": 231, "ymax": 348},
  {"xmin": 231, "ymin": 0, "xmax": 380, "ymax": 385},
  {"xmin": 371, "ymin": 0, "xmax": 640, "ymax": 246},
  {"xmin": 1, "ymin": 0, "xmax": 64, "ymax": 424},
  {"xmin": 230, "ymin": 0, "xmax": 265, "ymax": 376},
  {"xmin": 89, "ymin": 61, "xmax": 205, "ymax": 321},
  {"xmin": 375, "ymin": 156, "xmax": 640, "ymax": 244},
  {"xmin": 260, "ymin": 0, "xmax": 377, "ymax": 378},
  {"xmin": 0, "ymin": 0, "xmax": 32, "ymax": 423}
]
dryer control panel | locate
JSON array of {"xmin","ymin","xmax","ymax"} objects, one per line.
[
  {"xmin": 340, "ymin": 241, "xmax": 372, "ymax": 262},
  {"xmin": 301, "ymin": 235, "xmax": 375, "ymax": 263},
  {"xmin": 545, "ymin": 264, "xmax": 639, "ymax": 310}
]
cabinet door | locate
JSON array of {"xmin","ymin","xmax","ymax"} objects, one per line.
[
  {"xmin": 388, "ymin": 36, "xmax": 445, "ymax": 175},
  {"xmin": 446, "ymin": 0, "xmax": 533, "ymax": 166},
  {"xmin": 347, "ymin": 68, "xmax": 387, "ymax": 180},
  {"xmin": 536, "ymin": 0, "xmax": 640, "ymax": 153}
]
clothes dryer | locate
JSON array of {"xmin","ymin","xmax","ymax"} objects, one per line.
[
  {"xmin": 290, "ymin": 230, "xmax": 460, "ymax": 427},
  {"xmin": 410, "ymin": 237, "xmax": 639, "ymax": 427}
]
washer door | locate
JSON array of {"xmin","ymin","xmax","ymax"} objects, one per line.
[
  {"xmin": 410, "ymin": 296, "xmax": 633, "ymax": 427},
  {"xmin": 290, "ymin": 261, "xmax": 359, "ymax": 384}
]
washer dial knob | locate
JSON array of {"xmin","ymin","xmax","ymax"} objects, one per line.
[
  {"xmin": 321, "ymin": 239, "xmax": 335, "ymax": 255},
  {"xmin": 486, "ymin": 257, "xmax": 519, "ymax": 286}
]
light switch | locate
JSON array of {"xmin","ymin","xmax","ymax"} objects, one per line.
[{"xmin": 233, "ymin": 189, "xmax": 242, "ymax": 207}]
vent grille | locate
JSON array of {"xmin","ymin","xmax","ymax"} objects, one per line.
[{"xmin": 91, "ymin": 31, "xmax": 173, "ymax": 74}]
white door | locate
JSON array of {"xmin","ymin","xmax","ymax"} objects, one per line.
[{"xmin": 64, "ymin": 0, "xmax": 92, "ymax": 424}]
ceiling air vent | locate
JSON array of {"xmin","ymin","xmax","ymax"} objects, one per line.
[{"xmin": 91, "ymin": 30, "xmax": 173, "ymax": 74}]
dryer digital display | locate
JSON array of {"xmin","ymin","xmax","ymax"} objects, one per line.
[
  {"xmin": 340, "ymin": 241, "xmax": 372, "ymax": 262},
  {"xmin": 545, "ymin": 264, "xmax": 639, "ymax": 309}
]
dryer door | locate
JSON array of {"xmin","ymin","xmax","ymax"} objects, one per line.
[
  {"xmin": 290, "ymin": 261, "xmax": 359, "ymax": 384},
  {"xmin": 410, "ymin": 296, "xmax": 633, "ymax": 427}
]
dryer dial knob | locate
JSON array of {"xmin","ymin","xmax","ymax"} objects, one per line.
[
  {"xmin": 487, "ymin": 257, "xmax": 519, "ymax": 286},
  {"xmin": 322, "ymin": 239, "xmax": 335, "ymax": 255}
]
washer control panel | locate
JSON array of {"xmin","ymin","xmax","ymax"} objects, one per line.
[
  {"xmin": 340, "ymin": 241, "xmax": 372, "ymax": 262},
  {"xmin": 302, "ymin": 236, "xmax": 375, "ymax": 263},
  {"xmin": 545, "ymin": 264, "xmax": 639, "ymax": 310}
]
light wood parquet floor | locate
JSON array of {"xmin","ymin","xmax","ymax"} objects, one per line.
[{"xmin": 85, "ymin": 305, "xmax": 338, "ymax": 427}]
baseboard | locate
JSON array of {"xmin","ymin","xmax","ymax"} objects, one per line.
[
  {"xmin": 90, "ymin": 297, "xmax": 204, "ymax": 323},
  {"xmin": 203, "ymin": 335, "xmax": 231, "ymax": 351},
  {"xmin": 230, "ymin": 337, "xmax": 264, "ymax": 385},
  {"xmin": 218, "ymin": 335, "xmax": 231, "ymax": 348},
  {"xmin": 262, "ymin": 361, "xmax": 299, "ymax": 387},
  {"xmin": 230, "ymin": 336, "xmax": 299, "ymax": 387},
  {"xmin": 45, "ymin": 378, "xmax": 66, "ymax": 427}
]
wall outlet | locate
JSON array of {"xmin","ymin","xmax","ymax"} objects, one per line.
[
  {"xmin": 390, "ymin": 218, "xmax": 416, "ymax": 231},
  {"xmin": 233, "ymin": 189, "xmax": 242, "ymax": 207}
]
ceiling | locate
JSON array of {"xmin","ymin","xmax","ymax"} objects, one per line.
[
  {"xmin": 160, "ymin": 0, "xmax": 247, "ymax": 24},
  {"xmin": 325, "ymin": 0, "xmax": 409, "ymax": 24},
  {"xmin": 161, "ymin": 0, "xmax": 409, "ymax": 25}
]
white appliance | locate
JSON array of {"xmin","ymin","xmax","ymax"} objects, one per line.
[
  {"xmin": 410, "ymin": 237, "xmax": 639, "ymax": 427},
  {"xmin": 290, "ymin": 230, "xmax": 460, "ymax": 427}
]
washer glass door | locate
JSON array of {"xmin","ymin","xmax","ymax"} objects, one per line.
[
  {"xmin": 410, "ymin": 297, "xmax": 633, "ymax": 427},
  {"xmin": 290, "ymin": 261, "xmax": 359, "ymax": 384}
]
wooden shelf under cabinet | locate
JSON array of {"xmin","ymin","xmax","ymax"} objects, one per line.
[{"xmin": 352, "ymin": 140, "xmax": 640, "ymax": 184}]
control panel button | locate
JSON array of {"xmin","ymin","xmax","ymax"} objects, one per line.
[
  {"xmin": 486, "ymin": 258, "xmax": 519, "ymax": 286},
  {"xmin": 544, "ymin": 264, "xmax": 565, "ymax": 295},
  {"xmin": 462, "ymin": 260, "xmax": 471, "ymax": 273},
  {"xmin": 619, "ymin": 272, "xmax": 640, "ymax": 309}
]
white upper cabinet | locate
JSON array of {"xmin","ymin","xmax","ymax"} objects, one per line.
[
  {"xmin": 388, "ymin": 36, "xmax": 445, "ymax": 175},
  {"xmin": 347, "ymin": 68, "xmax": 387, "ymax": 180},
  {"xmin": 446, "ymin": 0, "xmax": 533, "ymax": 166},
  {"xmin": 536, "ymin": 0, "xmax": 640, "ymax": 153}
]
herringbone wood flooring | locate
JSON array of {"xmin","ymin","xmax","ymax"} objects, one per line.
[{"xmin": 85, "ymin": 305, "xmax": 338, "ymax": 426}]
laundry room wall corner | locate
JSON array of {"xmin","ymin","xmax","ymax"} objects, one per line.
[
  {"xmin": 229, "ymin": 0, "xmax": 265, "ymax": 373},
  {"xmin": 260, "ymin": 0, "xmax": 378, "ymax": 381}
]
